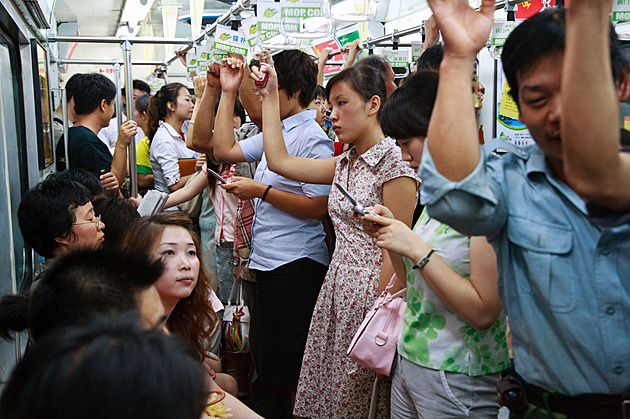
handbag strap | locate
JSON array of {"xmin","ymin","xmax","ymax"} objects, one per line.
[
  {"xmin": 226, "ymin": 279, "xmax": 246, "ymax": 306},
  {"xmin": 237, "ymin": 280, "xmax": 245, "ymax": 306},
  {"xmin": 226, "ymin": 280, "xmax": 238, "ymax": 305},
  {"xmin": 378, "ymin": 274, "xmax": 406, "ymax": 306},
  {"xmin": 384, "ymin": 274, "xmax": 399, "ymax": 292}
]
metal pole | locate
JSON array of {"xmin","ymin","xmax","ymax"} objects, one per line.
[
  {"xmin": 122, "ymin": 40, "xmax": 138, "ymax": 198},
  {"xmin": 114, "ymin": 63, "xmax": 123, "ymax": 137},
  {"xmin": 58, "ymin": 59, "xmax": 167, "ymax": 66},
  {"xmin": 61, "ymin": 88, "xmax": 70, "ymax": 170},
  {"xmin": 50, "ymin": 35, "xmax": 191, "ymax": 45}
]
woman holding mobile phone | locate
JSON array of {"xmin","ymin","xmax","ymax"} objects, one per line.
[
  {"xmin": 362, "ymin": 71, "xmax": 509, "ymax": 418},
  {"xmin": 251, "ymin": 55, "xmax": 418, "ymax": 418}
]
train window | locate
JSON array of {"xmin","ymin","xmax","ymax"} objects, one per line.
[
  {"xmin": 31, "ymin": 40, "xmax": 55, "ymax": 170},
  {"xmin": 0, "ymin": 32, "xmax": 29, "ymax": 297}
]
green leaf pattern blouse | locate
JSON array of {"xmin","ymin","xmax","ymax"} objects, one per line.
[{"xmin": 398, "ymin": 208, "xmax": 510, "ymax": 376}]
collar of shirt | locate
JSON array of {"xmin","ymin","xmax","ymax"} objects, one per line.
[
  {"xmin": 281, "ymin": 109, "xmax": 316, "ymax": 132},
  {"xmin": 523, "ymin": 146, "xmax": 588, "ymax": 216},
  {"xmin": 159, "ymin": 120, "xmax": 184, "ymax": 141},
  {"xmin": 340, "ymin": 136, "xmax": 394, "ymax": 167}
]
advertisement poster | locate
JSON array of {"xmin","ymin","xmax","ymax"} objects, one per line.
[
  {"xmin": 495, "ymin": 69, "xmax": 533, "ymax": 147},
  {"xmin": 312, "ymin": 39, "xmax": 343, "ymax": 75}
]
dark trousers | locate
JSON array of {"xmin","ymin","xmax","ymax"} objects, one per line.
[{"xmin": 250, "ymin": 258, "xmax": 327, "ymax": 419}]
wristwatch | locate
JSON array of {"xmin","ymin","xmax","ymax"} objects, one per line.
[{"xmin": 412, "ymin": 249, "xmax": 434, "ymax": 270}]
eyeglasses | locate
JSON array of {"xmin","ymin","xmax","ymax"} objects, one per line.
[{"xmin": 73, "ymin": 214, "xmax": 102, "ymax": 228}]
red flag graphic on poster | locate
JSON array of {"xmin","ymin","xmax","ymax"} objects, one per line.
[
  {"xmin": 515, "ymin": 0, "xmax": 556, "ymax": 19},
  {"xmin": 312, "ymin": 39, "xmax": 343, "ymax": 76}
]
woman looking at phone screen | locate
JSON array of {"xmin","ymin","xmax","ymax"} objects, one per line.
[
  {"xmin": 250, "ymin": 55, "xmax": 418, "ymax": 418},
  {"xmin": 362, "ymin": 71, "xmax": 509, "ymax": 418}
]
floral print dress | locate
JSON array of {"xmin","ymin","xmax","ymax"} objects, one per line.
[{"xmin": 293, "ymin": 138, "xmax": 417, "ymax": 419}]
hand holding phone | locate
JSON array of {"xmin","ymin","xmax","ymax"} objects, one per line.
[
  {"xmin": 334, "ymin": 182, "xmax": 378, "ymax": 216},
  {"xmin": 207, "ymin": 168, "xmax": 227, "ymax": 184}
]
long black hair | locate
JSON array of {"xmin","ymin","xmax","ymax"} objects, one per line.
[{"xmin": 146, "ymin": 82, "xmax": 186, "ymax": 142}]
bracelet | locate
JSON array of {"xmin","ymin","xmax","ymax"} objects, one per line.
[
  {"xmin": 261, "ymin": 184, "xmax": 272, "ymax": 201},
  {"xmin": 412, "ymin": 249, "xmax": 434, "ymax": 270}
]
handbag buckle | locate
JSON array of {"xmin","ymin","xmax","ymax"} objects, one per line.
[{"xmin": 374, "ymin": 332, "xmax": 388, "ymax": 346}]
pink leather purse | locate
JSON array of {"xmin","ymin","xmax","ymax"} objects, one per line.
[{"xmin": 347, "ymin": 274, "xmax": 406, "ymax": 376}]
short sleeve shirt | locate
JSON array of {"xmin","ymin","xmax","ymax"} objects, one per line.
[
  {"xmin": 56, "ymin": 125, "xmax": 113, "ymax": 174},
  {"xmin": 150, "ymin": 121, "xmax": 196, "ymax": 192},
  {"xmin": 398, "ymin": 208, "xmax": 509, "ymax": 376},
  {"xmin": 419, "ymin": 138, "xmax": 630, "ymax": 395},
  {"xmin": 238, "ymin": 110, "xmax": 333, "ymax": 271},
  {"xmin": 136, "ymin": 137, "xmax": 152, "ymax": 175}
]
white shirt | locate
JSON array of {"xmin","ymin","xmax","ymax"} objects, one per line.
[
  {"xmin": 239, "ymin": 109, "xmax": 333, "ymax": 271},
  {"xmin": 150, "ymin": 120, "xmax": 196, "ymax": 193}
]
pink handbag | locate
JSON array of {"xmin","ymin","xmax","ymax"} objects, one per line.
[{"xmin": 347, "ymin": 274, "xmax": 406, "ymax": 376}]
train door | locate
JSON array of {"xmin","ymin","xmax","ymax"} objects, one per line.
[{"xmin": 0, "ymin": 26, "xmax": 30, "ymax": 385}]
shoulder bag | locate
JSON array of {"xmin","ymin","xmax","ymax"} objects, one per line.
[{"xmin": 347, "ymin": 274, "xmax": 406, "ymax": 376}]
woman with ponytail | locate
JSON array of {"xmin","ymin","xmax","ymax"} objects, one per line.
[{"xmin": 148, "ymin": 83, "xmax": 197, "ymax": 193}]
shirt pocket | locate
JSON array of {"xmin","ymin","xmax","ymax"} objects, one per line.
[{"xmin": 507, "ymin": 216, "xmax": 575, "ymax": 313}]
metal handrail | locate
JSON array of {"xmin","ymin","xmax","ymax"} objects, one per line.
[
  {"xmin": 57, "ymin": 59, "xmax": 167, "ymax": 65},
  {"xmin": 49, "ymin": 35, "xmax": 191, "ymax": 45}
]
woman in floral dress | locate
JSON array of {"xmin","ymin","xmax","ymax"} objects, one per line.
[{"xmin": 252, "ymin": 58, "xmax": 418, "ymax": 418}]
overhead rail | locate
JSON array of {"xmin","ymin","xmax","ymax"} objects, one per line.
[
  {"xmin": 49, "ymin": 35, "xmax": 191, "ymax": 45},
  {"xmin": 58, "ymin": 59, "xmax": 167, "ymax": 65},
  {"xmin": 324, "ymin": 0, "xmax": 530, "ymax": 58},
  {"xmin": 165, "ymin": 0, "xmax": 252, "ymax": 65}
]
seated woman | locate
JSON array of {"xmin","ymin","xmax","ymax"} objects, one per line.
[
  {"xmin": 121, "ymin": 212, "xmax": 261, "ymax": 415},
  {"xmin": 92, "ymin": 191, "xmax": 140, "ymax": 250}
]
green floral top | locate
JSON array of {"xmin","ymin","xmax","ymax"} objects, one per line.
[{"xmin": 398, "ymin": 208, "xmax": 509, "ymax": 376}]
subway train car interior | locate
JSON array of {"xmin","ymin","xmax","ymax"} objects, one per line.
[{"xmin": 1, "ymin": 0, "xmax": 630, "ymax": 416}]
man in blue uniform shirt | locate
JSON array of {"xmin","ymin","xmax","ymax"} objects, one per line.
[{"xmin": 421, "ymin": 0, "xmax": 630, "ymax": 417}]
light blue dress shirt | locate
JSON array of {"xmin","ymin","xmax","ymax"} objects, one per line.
[
  {"xmin": 419, "ymin": 138, "xmax": 630, "ymax": 396},
  {"xmin": 239, "ymin": 109, "xmax": 333, "ymax": 271}
]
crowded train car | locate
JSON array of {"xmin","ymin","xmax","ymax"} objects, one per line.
[{"xmin": 0, "ymin": 0, "xmax": 629, "ymax": 417}]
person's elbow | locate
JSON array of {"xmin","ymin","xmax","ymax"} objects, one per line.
[
  {"xmin": 305, "ymin": 197, "xmax": 329, "ymax": 221},
  {"xmin": 168, "ymin": 180, "xmax": 184, "ymax": 192},
  {"xmin": 189, "ymin": 133, "xmax": 212, "ymax": 154},
  {"xmin": 137, "ymin": 174, "xmax": 154, "ymax": 190},
  {"xmin": 467, "ymin": 307, "xmax": 502, "ymax": 331},
  {"xmin": 312, "ymin": 205, "xmax": 328, "ymax": 221},
  {"xmin": 568, "ymin": 175, "xmax": 620, "ymax": 206},
  {"xmin": 212, "ymin": 138, "xmax": 232, "ymax": 161},
  {"xmin": 265, "ymin": 158, "xmax": 283, "ymax": 176}
]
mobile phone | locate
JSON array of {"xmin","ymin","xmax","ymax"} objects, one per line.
[
  {"xmin": 207, "ymin": 168, "xmax": 227, "ymax": 184},
  {"xmin": 254, "ymin": 63, "xmax": 270, "ymax": 87}
]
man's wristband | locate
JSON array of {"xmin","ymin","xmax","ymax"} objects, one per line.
[
  {"xmin": 412, "ymin": 249, "xmax": 434, "ymax": 270},
  {"xmin": 261, "ymin": 185, "xmax": 272, "ymax": 201}
]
